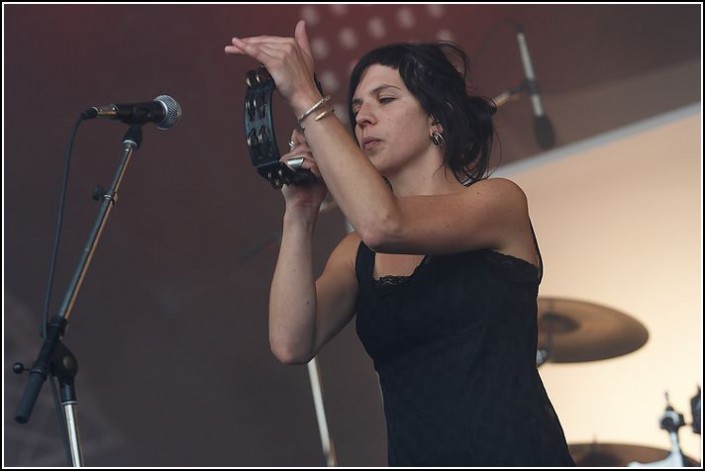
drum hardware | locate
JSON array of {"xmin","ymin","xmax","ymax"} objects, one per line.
[
  {"xmin": 690, "ymin": 386, "xmax": 701, "ymax": 435},
  {"xmin": 628, "ymin": 392, "xmax": 698, "ymax": 467},
  {"xmin": 569, "ymin": 392, "xmax": 701, "ymax": 467},
  {"xmin": 536, "ymin": 307, "xmax": 579, "ymax": 366},
  {"xmin": 569, "ymin": 442, "xmax": 698, "ymax": 467}
]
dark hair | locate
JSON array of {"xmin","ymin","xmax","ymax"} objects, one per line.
[{"xmin": 347, "ymin": 42, "xmax": 496, "ymax": 184}]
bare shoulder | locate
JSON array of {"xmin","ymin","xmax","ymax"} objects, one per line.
[
  {"xmin": 463, "ymin": 178, "xmax": 535, "ymax": 260},
  {"xmin": 465, "ymin": 177, "xmax": 526, "ymax": 195},
  {"xmin": 318, "ymin": 231, "xmax": 361, "ymax": 297},
  {"xmin": 461, "ymin": 177, "xmax": 528, "ymax": 209},
  {"xmin": 326, "ymin": 231, "xmax": 362, "ymax": 268},
  {"xmin": 338, "ymin": 230, "xmax": 362, "ymax": 252}
]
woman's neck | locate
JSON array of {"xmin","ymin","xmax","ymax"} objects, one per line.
[{"xmin": 386, "ymin": 160, "xmax": 464, "ymax": 197}]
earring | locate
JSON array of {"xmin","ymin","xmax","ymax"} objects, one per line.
[{"xmin": 431, "ymin": 131, "xmax": 445, "ymax": 146}]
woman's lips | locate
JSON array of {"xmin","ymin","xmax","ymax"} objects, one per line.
[{"xmin": 362, "ymin": 138, "xmax": 381, "ymax": 151}]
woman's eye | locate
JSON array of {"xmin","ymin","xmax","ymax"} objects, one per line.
[{"xmin": 380, "ymin": 97, "xmax": 395, "ymax": 104}]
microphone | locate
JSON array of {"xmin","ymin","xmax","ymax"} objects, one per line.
[
  {"xmin": 81, "ymin": 95, "xmax": 182, "ymax": 130},
  {"xmin": 515, "ymin": 26, "xmax": 555, "ymax": 149}
]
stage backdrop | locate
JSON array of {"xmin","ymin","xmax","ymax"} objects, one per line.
[{"xmin": 4, "ymin": 4, "xmax": 701, "ymax": 466}]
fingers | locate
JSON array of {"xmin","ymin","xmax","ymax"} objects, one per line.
[
  {"xmin": 295, "ymin": 20, "xmax": 312, "ymax": 58},
  {"xmin": 281, "ymin": 151, "xmax": 320, "ymax": 179},
  {"xmin": 224, "ymin": 39, "xmax": 246, "ymax": 56},
  {"xmin": 225, "ymin": 26, "xmax": 317, "ymax": 105},
  {"xmin": 232, "ymin": 35, "xmax": 297, "ymax": 46},
  {"xmin": 290, "ymin": 128, "xmax": 307, "ymax": 149},
  {"xmin": 228, "ymin": 36, "xmax": 297, "ymax": 56},
  {"xmin": 285, "ymin": 157, "xmax": 305, "ymax": 171},
  {"xmin": 227, "ymin": 37, "xmax": 303, "ymax": 76},
  {"xmin": 226, "ymin": 29, "xmax": 309, "ymax": 60},
  {"xmin": 228, "ymin": 37, "xmax": 269, "ymax": 61},
  {"xmin": 286, "ymin": 157, "xmax": 321, "ymax": 179},
  {"xmin": 224, "ymin": 42, "xmax": 245, "ymax": 54}
]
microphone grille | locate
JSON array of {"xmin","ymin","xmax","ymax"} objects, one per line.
[{"xmin": 154, "ymin": 95, "xmax": 182, "ymax": 130}]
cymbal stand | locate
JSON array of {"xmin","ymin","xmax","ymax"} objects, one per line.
[
  {"xmin": 536, "ymin": 312, "xmax": 561, "ymax": 367},
  {"xmin": 628, "ymin": 392, "xmax": 687, "ymax": 467},
  {"xmin": 536, "ymin": 343, "xmax": 551, "ymax": 367}
]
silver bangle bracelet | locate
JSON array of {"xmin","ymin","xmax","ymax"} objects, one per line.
[{"xmin": 297, "ymin": 95, "xmax": 331, "ymax": 126}]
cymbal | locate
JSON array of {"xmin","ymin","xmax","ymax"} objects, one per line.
[
  {"xmin": 537, "ymin": 297, "xmax": 649, "ymax": 363},
  {"xmin": 569, "ymin": 442, "xmax": 699, "ymax": 467}
]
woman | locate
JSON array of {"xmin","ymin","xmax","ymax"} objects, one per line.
[{"xmin": 225, "ymin": 20, "xmax": 575, "ymax": 466}]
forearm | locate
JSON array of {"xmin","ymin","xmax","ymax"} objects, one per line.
[
  {"xmin": 292, "ymin": 94, "xmax": 399, "ymax": 247},
  {"xmin": 269, "ymin": 209, "xmax": 319, "ymax": 364},
  {"xmin": 227, "ymin": 31, "xmax": 401, "ymax": 247}
]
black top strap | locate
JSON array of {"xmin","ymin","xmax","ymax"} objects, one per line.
[{"xmin": 530, "ymin": 222, "xmax": 544, "ymax": 283}]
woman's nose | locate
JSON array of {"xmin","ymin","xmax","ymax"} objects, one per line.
[{"xmin": 355, "ymin": 103, "xmax": 376, "ymax": 127}]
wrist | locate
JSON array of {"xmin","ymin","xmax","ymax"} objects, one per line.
[
  {"xmin": 298, "ymin": 96, "xmax": 334, "ymax": 131},
  {"xmin": 291, "ymin": 88, "xmax": 325, "ymax": 120},
  {"xmin": 283, "ymin": 206, "xmax": 319, "ymax": 228}
]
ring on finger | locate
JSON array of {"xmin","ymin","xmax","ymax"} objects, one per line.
[
  {"xmin": 288, "ymin": 140, "xmax": 296, "ymax": 151},
  {"xmin": 286, "ymin": 157, "xmax": 305, "ymax": 171}
]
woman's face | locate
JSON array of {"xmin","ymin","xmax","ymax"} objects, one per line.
[{"xmin": 351, "ymin": 64, "xmax": 436, "ymax": 175}]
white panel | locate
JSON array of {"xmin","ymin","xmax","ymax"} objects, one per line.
[{"xmin": 498, "ymin": 104, "xmax": 702, "ymax": 462}]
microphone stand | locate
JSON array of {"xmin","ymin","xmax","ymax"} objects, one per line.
[
  {"xmin": 14, "ymin": 123, "xmax": 144, "ymax": 467},
  {"xmin": 492, "ymin": 84, "xmax": 524, "ymax": 109}
]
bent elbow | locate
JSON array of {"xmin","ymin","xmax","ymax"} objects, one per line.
[
  {"xmin": 359, "ymin": 231, "xmax": 386, "ymax": 253},
  {"xmin": 357, "ymin": 214, "xmax": 402, "ymax": 252},
  {"xmin": 270, "ymin": 342, "xmax": 313, "ymax": 366}
]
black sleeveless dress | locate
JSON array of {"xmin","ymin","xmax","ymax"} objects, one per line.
[{"xmin": 354, "ymin": 242, "xmax": 575, "ymax": 466}]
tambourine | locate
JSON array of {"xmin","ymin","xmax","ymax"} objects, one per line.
[{"xmin": 243, "ymin": 65, "xmax": 317, "ymax": 189}]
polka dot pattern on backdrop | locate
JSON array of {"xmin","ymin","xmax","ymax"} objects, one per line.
[{"xmin": 298, "ymin": 5, "xmax": 452, "ymax": 125}]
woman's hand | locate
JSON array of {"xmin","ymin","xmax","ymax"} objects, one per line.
[
  {"xmin": 225, "ymin": 20, "xmax": 320, "ymax": 113},
  {"xmin": 280, "ymin": 129, "xmax": 329, "ymax": 214}
]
